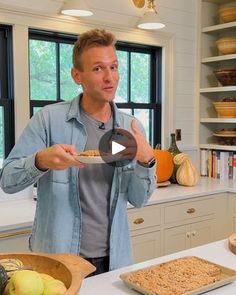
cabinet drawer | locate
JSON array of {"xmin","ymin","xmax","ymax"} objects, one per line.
[
  {"xmin": 164, "ymin": 198, "xmax": 214, "ymax": 224},
  {"xmin": 128, "ymin": 205, "xmax": 161, "ymax": 231}
]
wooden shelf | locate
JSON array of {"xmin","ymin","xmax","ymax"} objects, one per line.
[
  {"xmin": 202, "ymin": 54, "xmax": 236, "ymax": 63},
  {"xmin": 202, "ymin": 22, "xmax": 236, "ymax": 33},
  {"xmin": 200, "ymin": 144, "xmax": 236, "ymax": 151},
  {"xmin": 200, "ymin": 118, "xmax": 236, "ymax": 123},
  {"xmin": 203, "ymin": 0, "xmax": 235, "ymax": 4},
  {"xmin": 200, "ymin": 86, "xmax": 236, "ymax": 93},
  {"xmin": 199, "ymin": 0, "xmax": 236, "ymax": 157}
]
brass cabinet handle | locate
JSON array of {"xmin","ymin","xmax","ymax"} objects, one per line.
[
  {"xmin": 133, "ymin": 217, "xmax": 144, "ymax": 225},
  {"xmin": 192, "ymin": 231, "xmax": 197, "ymax": 237},
  {"xmin": 0, "ymin": 229, "xmax": 31, "ymax": 239},
  {"xmin": 187, "ymin": 208, "xmax": 196, "ymax": 214}
]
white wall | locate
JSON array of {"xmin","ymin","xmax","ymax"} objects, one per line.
[{"xmin": 0, "ymin": 0, "xmax": 198, "ymax": 160}]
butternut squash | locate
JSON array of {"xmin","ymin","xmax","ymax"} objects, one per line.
[{"xmin": 173, "ymin": 153, "xmax": 199, "ymax": 186}]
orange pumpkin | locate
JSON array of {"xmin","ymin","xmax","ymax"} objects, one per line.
[{"xmin": 153, "ymin": 149, "xmax": 174, "ymax": 183}]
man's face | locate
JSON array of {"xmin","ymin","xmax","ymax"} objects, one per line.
[{"xmin": 72, "ymin": 45, "xmax": 119, "ymax": 103}]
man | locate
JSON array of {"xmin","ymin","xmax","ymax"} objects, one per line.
[{"xmin": 0, "ymin": 29, "xmax": 156, "ymax": 275}]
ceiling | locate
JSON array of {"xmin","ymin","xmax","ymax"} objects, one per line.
[{"xmin": 0, "ymin": 0, "xmax": 145, "ymax": 27}]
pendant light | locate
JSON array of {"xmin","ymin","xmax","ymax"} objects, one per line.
[
  {"xmin": 61, "ymin": 0, "xmax": 93, "ymax": 17},
  {"xmin": 136, "ymin": 0, "xmax": 165, "ymax": 30}
]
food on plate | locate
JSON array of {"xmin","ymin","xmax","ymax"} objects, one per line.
[
  {"xmin": 78, "ymin": 150, "xmax": 101, "ymax": 157},
  {"xmin": 121, "ymin": 256, "xmax": 221, "ymax": 295}
]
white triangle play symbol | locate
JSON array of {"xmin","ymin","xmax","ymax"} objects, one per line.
[{"xmin": 112, "ymin": 141, "xmax": 126, "ymax": 155}]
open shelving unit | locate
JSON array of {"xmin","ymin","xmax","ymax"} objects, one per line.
[{"xmin": 199, "ymin": 0, "xmax": 236, "ymax": 152}]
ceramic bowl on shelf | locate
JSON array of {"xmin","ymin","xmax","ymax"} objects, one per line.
[
  {"xmin": 213, "ymin": 68, "xmax": 236, "ymax": 86},
  {"xmin": 213, "ymin": 101, "xmax": 236, "ymax": 118},
  {"xmin": 213, "ymin": 128, "xmax": 236, "ymax": 145},
  {"xmin": 219, "ymin": 3, "xmax": 236, "ymax": 23},
  {"xmin": 216, "ymin": 37, "xmax": 236, "ymax": 55}
]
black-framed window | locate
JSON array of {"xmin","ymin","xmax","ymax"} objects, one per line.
[
  {"xmin": 29, "ymin": 29, "xmax": 162, "ymax": 147},
  {"xmin": 0, "ymin": 25, "xmax": 14, "ymax": 163}
]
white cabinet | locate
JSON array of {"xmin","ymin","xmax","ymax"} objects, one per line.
[
  {"xmin": 128, "ymin": 204, "xmax": 161, "ymax": 263},
  {"xmin": 128, "ymin": 193, "xmax": 233, "ymax": 262},
  {"xmin": 0, "ymin": 228, "xmax": 31, "ymax": 252},
  {"xmin": 163, "ymin": 197, "xmax": 215, "ymax": 255},
  {"xmin": 164, "ymin": 219, "xmax": 214, "ymax": 255},
  {"xmin": 131, "ymin": 230, "xmax": 161, "ymax": 263},
  {"xmin": 199, "ymin": 0, "xmax": 236, "ymax": 152}
]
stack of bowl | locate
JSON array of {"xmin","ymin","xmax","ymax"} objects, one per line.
[
  {"xmin": 214, "ymin": 68, "xmax": 236, "ymax": 86},
  {"xmin": 216, "ymin": 37, "xmax": 236, "ymax": 55},
  {"xmin": 219, "ymin": 1, "xmax": 236, "ymax": 23},
  {"xmin": 213, "ymin": 100, "xmax": 236, "ymax": 118}
]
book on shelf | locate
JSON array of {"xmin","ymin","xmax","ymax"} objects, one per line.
[
  {"xmin": 233, "ymin": 153, "xmax": 236, "ymax": 181},
  {"xmin": 200, "ymin": 149, "xmax": 236, "ymax": 180}
]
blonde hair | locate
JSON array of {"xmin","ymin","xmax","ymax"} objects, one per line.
[{"xmin": 72, "ymin": 29, "xmax": 116, "ymax": 71}]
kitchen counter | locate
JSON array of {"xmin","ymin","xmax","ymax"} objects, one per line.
[
  {"xmin": 0, "ymin": 177, "xmax": 235, "ymax": 232},
  {"xmin": 148, "ymin": 177, "xmax": 236, "ymax": 206},
  {"xmin": 79, "ymin": 239, "xmax": 236, "ymax": 295}
]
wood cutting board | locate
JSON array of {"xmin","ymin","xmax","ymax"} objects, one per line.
[{"xmin": 229, "ymin": 233, "xmax": 236, "ymax": 254}]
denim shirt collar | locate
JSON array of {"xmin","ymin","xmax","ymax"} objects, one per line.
[{"xmin": 66, "ymin": 94, "xmax": 121, "ymax": 127}]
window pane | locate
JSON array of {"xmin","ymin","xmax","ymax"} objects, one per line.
[
  {"xmin": 33, "ymin": 107, "xmax": 41, "ymax": 115},
  {"xmin": 134, "ymin": 109, "xmax": 153, "ymax": 145},
  {"xmin": 29, "ymin": 40, "xmax": 57, "ymax": 100},
  {"xmin": 131, "ymin": 53, "xmax": 150, "ymax": 103},
  {"xmin": 0, "ymin": 106, "xmax": 5, "ymax": 166},
  {"xmin": 60, "ymin": 43, "xmax": 82, "ymax": 100},
  {"xmin": 115, "ymin": 50, "xmax": 128, "ymax": 103},
  {"xmin": 118, "ymin": 108, "xmax": 132, "ymax": 115}
]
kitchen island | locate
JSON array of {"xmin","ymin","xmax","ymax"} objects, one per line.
[{"xmin": 80, "ymin": 239, "xmax": 236, "ymax": 295}]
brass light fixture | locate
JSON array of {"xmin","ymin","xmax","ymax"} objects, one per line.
[
  {"xmin": 134, "ymin": 0, "xmax": 165, "ymax": 30},
  {"xmin": 61, "ymin": 0, "xmax": 93, "ymax": 17}
]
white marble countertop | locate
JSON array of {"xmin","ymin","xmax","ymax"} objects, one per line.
[
  {"xmin": 147, "ymin": 177, "xmax": 236, "ymax": 206},
  {"xmin": 79, "ymin": 239, "xmax": 236, "ymax": 295},
  {"xmin": 0, "ymin": 177, "xmax": 235, "ymax": 232},
  {"xmin": 0, "ymin": 198, "xmax": 36, "ymax": 231}
]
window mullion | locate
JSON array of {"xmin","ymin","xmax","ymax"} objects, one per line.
[{"xmin": 56, "ymin": 42, "xmax": 60, "ymax": 100}]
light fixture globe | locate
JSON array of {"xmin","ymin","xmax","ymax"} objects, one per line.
[
  {"xmin": 61, "ymin": 0, "xmax": 93, "ymax": 17},
  {"xmin": 137, "ymin": 10, "xmax": 165, "ymax": 29},
  {"xmin": 136, "ymin": 0, "xmax": 165, "ymax": 30}
]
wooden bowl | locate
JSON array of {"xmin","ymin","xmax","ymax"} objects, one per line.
[
  {"xmin": 213, "ymin": 101, "xmax": 236, "ymax": 118},
  {"xmin": 216, "ymin": 37, "xmax": 236, "ymax": 55},
  {"xmin": 0, "ymin": 252, "xmax": 96, "ymax": 295},
  {"xmin": 214, "ymin": 68, "xmax": 236, "ymax": 86},
  {"xmin": 219, "ymin": 6, "xmax": 236, "ymax": 23}
]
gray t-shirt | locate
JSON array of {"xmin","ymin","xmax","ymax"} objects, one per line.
[{"xmin": 79, "ymin": 108, "xmax": 115, "ymax": 258}]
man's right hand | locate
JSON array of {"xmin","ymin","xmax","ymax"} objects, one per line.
[{"xmin": 35, "ymin": 144, "xmax": 85, "ymax": 171}]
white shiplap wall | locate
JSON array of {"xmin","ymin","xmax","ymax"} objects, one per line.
[{"xmin": 0, "ymin": 0, "xmax": 198, "ymax": 161}]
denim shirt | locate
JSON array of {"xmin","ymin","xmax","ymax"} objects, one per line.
[{"xmin": 0, "ymin": 96, "xmax": 156, "ymax": 270}]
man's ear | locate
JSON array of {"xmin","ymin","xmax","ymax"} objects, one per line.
[{"xmin": 71, "ymin": 67, "xmax": 82, "ymax": 85}]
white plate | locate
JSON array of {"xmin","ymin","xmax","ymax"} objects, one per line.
[{"xmin": 76, "ymin": 154, "xmax": 122, "ymax": 164}]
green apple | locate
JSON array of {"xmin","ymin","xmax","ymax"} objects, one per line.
[
  {"xmin": 39, "ymin": 273, "xmax": 55, "ymax": 283},
  {"xmin": 43, "ymin": 279, "xmax": 67, "ymax": 295},
  {"xmin": 7, "ymin": 270, "xmax": 44, "ymax": 295}
]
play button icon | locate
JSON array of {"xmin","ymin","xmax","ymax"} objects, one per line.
[
  {"xmin": 112, "ymin": 141, "xmax": 126, "ymax": 155},
  {"xmin": 99, "ymin": 128, "xmax": 137, "ymax": 167}
]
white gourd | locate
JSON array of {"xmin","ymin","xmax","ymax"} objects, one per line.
[{"xmin": 173, "ymin": 153, "xmax": 199, "ymax": 186}]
